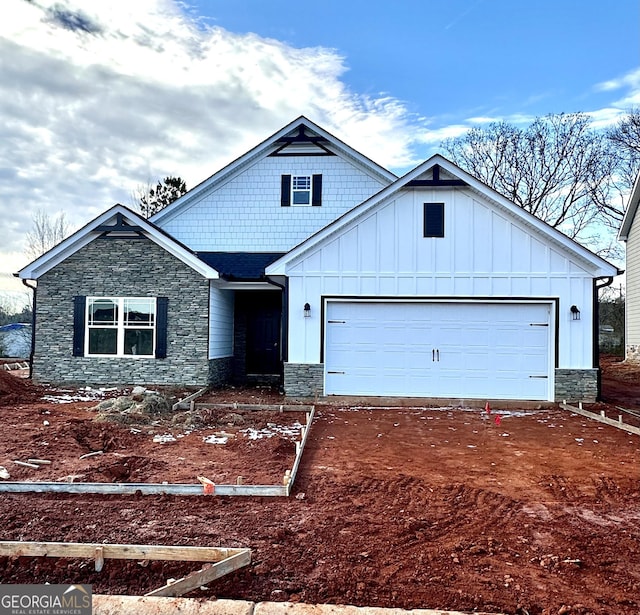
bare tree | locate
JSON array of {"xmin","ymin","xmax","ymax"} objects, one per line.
[
  {"xmin": 25, "ymin": 209, "xmax": 70, "ymax": 261},
  {"xmin": 132, "ymin": 176, "xmax": 187, "ymax": 218},
  {"xmin": 607, "ymin": 107, "xmax": 640, "ymax": 201},
  {"xmin": 441, "ymin": 113, "xmax": 620, "ymax": 248}
]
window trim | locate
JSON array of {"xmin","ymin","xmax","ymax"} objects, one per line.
[
  {"xmin": 85, "ymin": 296, "xmax": 157, "ymax": 358},
  {"xmin": 292, "ymin": 175, "xmax": 312, "ymax": 206},
  {"xmin": 281, "ymin": 174, "xmax": 322, "ymax": 207}
]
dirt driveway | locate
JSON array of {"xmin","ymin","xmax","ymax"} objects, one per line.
[{"xmin": 0, "ymin": 359, "xmax": 638, "ymax": 615}]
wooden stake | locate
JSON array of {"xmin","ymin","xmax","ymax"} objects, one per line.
[
  {"xmin": 95, "ymin": 546, "xmax": 104, "ymax": 572},
  {"xmin": 79, "ymin": 451, "xmax": 103, "ymax": 460},
  {"xmin": 145, "ymin": 550, "xmax": 251, "ymax": 597},
  {"xmin": 13, "ymin": 461, "xmax": 39, "ymax": 469},
  {"xmin": 0, "ymin": 541, "xmax": 249, "ymax": 564}
]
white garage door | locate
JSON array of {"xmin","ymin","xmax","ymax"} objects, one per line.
[{"xmin": 325, "ymin": 301, "xmax": 552, "ymax": 400}]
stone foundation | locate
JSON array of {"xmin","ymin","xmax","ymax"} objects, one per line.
[
  {"xmin": 284, "ymin": 363, "xmax": 324, "ymax": 398},
  {"xmin": 209, "ymin": 357, "xmax": 233, "ymax": 387},
  {"xmin": 554, "ymin": 368, "xmax": 599, "ymax": 402}
]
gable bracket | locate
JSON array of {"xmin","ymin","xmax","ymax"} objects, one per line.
[
  {"xmin": 270, "ymin": 126, "xmax": 335, "ymax": 156},
  {"xmin": 406, "ymin": 164, "xmax": 468, "ymax": 188},
  {"xmin": 406, "ymin": 179, "xmax": 468, "ymax": 187},
  {"xmin": 94, "ymin": 212, "xmax": 146, "ymax": 238}
]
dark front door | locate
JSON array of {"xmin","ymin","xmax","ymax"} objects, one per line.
[{"xmin": 245, "ymin": 292, "xmax": 282, "ymax": 375}]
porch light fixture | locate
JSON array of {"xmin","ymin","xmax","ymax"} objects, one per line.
[
  {"xmin": 570, "ymin": 305, "xmax": 581, "ymax": 321},
  {"xmin": 303, "ymin": 303, "xmax": 311, "ymax": 318}
]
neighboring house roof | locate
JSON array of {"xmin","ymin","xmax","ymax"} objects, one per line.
[
  {"xmin": 267, "ymin": 154, "xmax": 620, "ymax": 278},
  {"xmin": 196, "ymin": 252, "xmax": 285, "ymax": 281},
  {"xmin": 150, "ymin": 116, "xmax": 398, "ymax": 226},
  {"xmin": 16, "ymin": 204, "xmax": 221, "ymax": 280},
  {"xmin": 0, "ymin": 323, "xmax": 30, "ymax": 332},
  {"xmin": 618, "ymin": 171, "xmax": 640, "ymax": 241}
]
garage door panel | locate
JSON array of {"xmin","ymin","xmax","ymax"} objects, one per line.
[{"xmin": 325, "ymin": 301, "xmax": 551, "ymax": 400}]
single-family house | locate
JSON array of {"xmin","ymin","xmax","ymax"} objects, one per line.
[
  {"xmin": 17, "ymin": 117, "xmax": 619, "ymax": 401},
  {"xmin": 617, "ymin": 171, "xmax": 640, "ymax": 362}
]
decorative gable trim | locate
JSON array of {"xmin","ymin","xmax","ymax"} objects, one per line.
[
  {"xmin": 407, "ymin": 164, "xmax": 467, "ymax": 188},
  {"xmin": 94, "ymin": 212, "xmax": 145, "ymax": 237},
  {"xmin": 16, "ymin": 204, "xmax": 220, "ymax": 281},
  {"xmin": 270, "ymin": 125, "xmax": 336, "ymax": 157}
]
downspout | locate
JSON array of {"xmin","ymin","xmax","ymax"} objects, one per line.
[
  {"xmin": 21, "ymin": 278, "xmax": 37, "ymax": 380},
  {"xmin": 593, "ymin": 275, "xmax": 616, "ymax": 401}
]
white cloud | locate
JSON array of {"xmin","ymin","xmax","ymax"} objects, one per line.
[
  {"xmin": 0, "ymin": 0, "xmax": 422, "ymax": 277},
  {"xmin": 594, "ymin": 68, "xmax": 640, "ymax": 93}
]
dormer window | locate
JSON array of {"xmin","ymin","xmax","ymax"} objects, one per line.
[{"xmin": 281, "ymin": 174, "xmax": 323, "ymax": 207}]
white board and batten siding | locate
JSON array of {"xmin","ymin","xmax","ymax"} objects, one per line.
[{"xmin": 284, "ymin": 186, "xmax": 601, "ymax": 400}]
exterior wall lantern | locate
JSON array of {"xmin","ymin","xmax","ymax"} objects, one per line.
[
  {"xmin": 570, "ymin": 305, "xmax": 581, "ymax": 321},
  {"xmin": 304, "ymin": 302, "xmax": 311, "ymax": 318}
]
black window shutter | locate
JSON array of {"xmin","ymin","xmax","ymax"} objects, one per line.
[
  {"xmin": 72, "ymin": 296, "xmax": 86, "ymax": 357},
  {"xmin": 155, "ymin": 297, "xmax": 169, "ymax": 359},
  {"xmin": 281, "ymin": 175, "xmax": 291, "ymax": 207},
  {"xmin": 424, "ymin": 202, "xmax": 445, "ymax": 237},
  {"xmin": 312, "ymin": 174, "xmax": 322, "ymax": 206}
]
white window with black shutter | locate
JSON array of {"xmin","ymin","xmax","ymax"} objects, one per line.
[
  {"xmin": 73, "ymin": 296, "xmax": 168, "ymax": 358},
  {"xmin": 281, "ymin": 174, "xmax": 322, "ymax": 207}
]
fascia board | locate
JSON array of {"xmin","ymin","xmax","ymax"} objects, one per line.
[
  {"xmin": 151, "ymin": 116, "xmax": 397, "ymax": 226},
  {"xmin": 17, "ymin": 205, "xmax": 219, "ymax": 280},
  {"xmin": 618, "ymin": 171, "xmax": 640, "ymax": 241}
]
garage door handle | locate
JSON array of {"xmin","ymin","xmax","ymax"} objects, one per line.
[
  {"xmin": 530, "ymin": 323, "xmax": 549, "ymax": 327},
  {"xmin": 328, "ymin": 371, "xmax": 345, "ymax": 375},
  {"xmin": 432, "ymin": 349, "xmax": 440, "ymax": 362},
  {"xmin": 529, "ymin": 375, "xmax": 548, "ymax": 378}
]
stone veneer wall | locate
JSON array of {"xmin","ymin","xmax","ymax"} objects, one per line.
[
  {"xmin": 284, "ymin": 363, "xmax": 324, "ymax": 398},
  {"xmin": 554, "ymin": 368, "xmax": 599, "ymax": 402},
  {"xmin": 286, "ymin": 364, "xmax": 600, "ymax": 402},
  {"xmin": 209, "ymin": 357, "xmax": 233, "ymax": 387},
  {"xmin": 34, "ymin": 237, "xmax": 212, "ymax": 386}
]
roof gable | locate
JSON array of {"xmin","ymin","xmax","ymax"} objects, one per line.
[
  {"xmin": 151, "ymin": 116, "xmax": 397, "ymax": 226},
  {"xmin": 267, "ymin": 155, "xmax": 619, "ymax": 278},
  {"xmin": 17, "ymin": 205, "xmax": 220, "ymax": 280}
]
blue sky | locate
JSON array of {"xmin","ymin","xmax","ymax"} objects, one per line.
[
  {"xmin": 189, "ymin": 0, "xmax": 639, "ymax": 123},
  {"xmin": 0, "ymin": 0, "xmax": 638, "ymax": 298}
]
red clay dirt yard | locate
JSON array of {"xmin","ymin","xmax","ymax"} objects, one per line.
[{"xmin": 0, "ymin": 358, "xmax": 638, "ymax": 615}]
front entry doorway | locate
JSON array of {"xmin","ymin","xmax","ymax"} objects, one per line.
[{"xmin": 234, "ymin": 290, "xmax": 282, "ymax": 382}]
